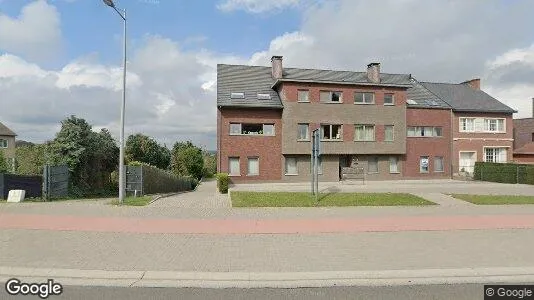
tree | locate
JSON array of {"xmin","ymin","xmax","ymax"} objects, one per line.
[
  {"xmin": 125, "ymin": 133, "xmax": 170, "ymax": 169},
  {"xmin": 15, "ymin": 143, "xmax": 47, "ymax": 175},
  {"xmin": 171, "ymin": 141, "xmax": 204, "ymax": 180},
  {"xmin": 202, "ymin": 151, "xmax": 217, "ymax": 178},
  {"xmin": 0, "ymin": 151, "xmax": 8, "ymax": 173}
]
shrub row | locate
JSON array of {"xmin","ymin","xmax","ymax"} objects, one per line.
[
  {"xmin": 128, "ymin": 161, "xmax": 198, "ymax": 195},
  {"xmin": 474, "ymin": 162, "xmax": 534, "ymax": 185}
]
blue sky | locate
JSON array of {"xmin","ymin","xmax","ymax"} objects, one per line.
[
  {"xmin": 1, "ymin": 0, "xmax": 534, "ymax": 150},
  {"xmin": 2, "ymin": 0, "xmax": 302, "ymax": 68}
]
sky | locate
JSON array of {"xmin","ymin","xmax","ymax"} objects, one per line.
[{"xmin": 1, "ymin": 0, "xmax": 534, "ymax": 150}]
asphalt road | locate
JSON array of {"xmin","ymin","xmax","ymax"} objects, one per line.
[{"xmin": 0, "ymin": 284, "xmax": 498, "ymax": 300}]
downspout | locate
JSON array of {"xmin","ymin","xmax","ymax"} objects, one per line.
[{"xmin": 450, "ymin": 108, "xmax": 454, "ymax": 179}]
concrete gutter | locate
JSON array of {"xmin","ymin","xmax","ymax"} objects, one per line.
[{"xmin": 2, "ymin": 266, "xmax": 534, "ymax": 288}]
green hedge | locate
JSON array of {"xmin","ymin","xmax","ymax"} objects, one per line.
[
  {"xmin": 216, "ymin": 173, "xmax": 229, "ymax": 194},
  {"xmin": 474, "ymin": 162, "xmax": 534, "ymax": 185},
  {"xmin": 128, "ymin": 161, "xmax": 198, "ymax": 194}
]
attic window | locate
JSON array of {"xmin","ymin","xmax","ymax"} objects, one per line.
[
  {"xmin": 406, "ymin": 99, "xmax": 417, "ymax": 105},
  {"xmin": 231, "ymin": 92, "xmax": 245, "ymax": 99},
  {"xmin": 257, "ymin": 93, "xmax": 271, "ymax": 100}
]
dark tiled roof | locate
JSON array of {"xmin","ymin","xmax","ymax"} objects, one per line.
[
  {"xmin": 281, "ymin": 68, "xmax": 412, "ymax": 86},
  {"xmin": 421, "ymin": 82, "xmax": 517, "ymax": 113},
  {"xmin": 0, "ymin": 122, "xmax": 16, "ymax": 136},
  {"xmin": 406, "ymin": 79, "xmax": 451, "ymax": 109},
  {"xmin": 217, "ymin": 64, "xmax": 283, "ymax": 108}
]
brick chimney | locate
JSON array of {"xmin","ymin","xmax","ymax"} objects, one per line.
[
  {"xmin": 461, "ymin": 78, "xmax": 481, "ymax": 90},
  {"xmin": 271, "ymin": 56, "xmax": 283, "ymax": 79},
  {"xmin": 367, "ymin": 63, "xmax": 380, "ymax": 83}
]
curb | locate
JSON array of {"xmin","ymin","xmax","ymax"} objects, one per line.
[{"xmin": 1, "ymin": 266, "xmax": 534, "ymax": 288}]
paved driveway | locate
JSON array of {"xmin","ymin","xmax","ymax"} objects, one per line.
[{"xmin": 150, "ymin": 178, "xmax": 231, "ymax": 209}]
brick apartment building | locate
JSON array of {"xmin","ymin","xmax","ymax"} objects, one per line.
[
  {"xmin": 217, "ymin": 56, "xmax": 517, "ymax": 183},
  {"xmin": 513, "ymin": 99, "xmax": 534, "ymax": 163}
]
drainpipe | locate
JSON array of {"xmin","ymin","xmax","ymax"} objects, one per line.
[{"xmin": 450, "ymin": 108, "xmax": 454, "ymax": 179}]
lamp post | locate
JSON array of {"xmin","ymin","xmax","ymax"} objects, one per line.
[{"xmin": 103, "ymin": 0, "xmax": 127, "ymax": 203}]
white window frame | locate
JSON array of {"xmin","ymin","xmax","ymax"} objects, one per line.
[
  {"xmin": 389, "ymin": 156, "xmax": 400, "ymax": 174},
  {"xmin": 321, "ymin": 124, "xmax": 343, "ymax": 140},
  {"xmin": 0, "ymin": 139, "xmax": 7, "ymax": 148},
  {"xmin": 459, "ymin": 118, "xmax": 475, "ymax": 132},
  {"xmin": 247, "ymin": 157, "xmax": 259, "ymax": 176},
  {"xmin": 229, "ymin": 123, "xmax": 275, "ymax": 136},
  {"xmin": 297, "ymin": 123, "xmax": 310, "ymax": 141},
  {"xmin": 384, "ymin": 125, "xmax": 394, "ymax": 142},
  {"xmin": 285, "ymin": 157, "xmax": 298, "ymax": 175},
  {"xmin": 420, "ymin": 156, "xmax": 429, "ymax": 173},
  {"xmin": 483, "ymin": 118, "xmax": 506, "ymax": 133},
  {"xmin": 483, "ymin": 147, "xmax": 508, "ymax": 163},
  {"xmin": 354, "ymin": 124, "xmax": 376, "ymax": 141},
  {"xmin": 406, "ymin": 126, "xmax": 443, "ymax": 137},
  {"xmin": 434, "ymin": 156, "xmax": 444, "ymax": 172},
  {"xmin": 320, "ymin": 91, "xmax": 343, "ymax": 103},
  {"xmin": 230, "ymin": 92, "xmax": 245, "ymax": 99},
  {"xmin": 384, "ymin": 93, "xmax": 395, "ymax": 106},
  {"xmin": 354, "ymin": 92, "xmax": 375, "ymax": 104},
  {"xmin": 228, "ymin": 157, "xmax": 240, "ymax": 176},
  {"xmin": 297, "ymin": 90, "xmax": 310, "ymax": 103}
]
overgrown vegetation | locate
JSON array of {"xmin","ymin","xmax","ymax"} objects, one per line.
[
  {"xmin": 125, "ymin": 134, "xmax": 171, "ymax": 170},
  {"xmin": 171, "ymin": 141, "xmax": 204, "ymax": 180},
  {"xmin": 231, "ymin": 192, "xmax": 435, "ymax": 207},
  {"xmin": 0, "ymin": 151, "xmax": 8, "ymax": 173},
  {"xmin": 128, "ymin": 161, "xmax": 198, "ymax": 194},
  {"xmin": 216, "ymin": 173, "xmax": 229, "ymax": 194}
]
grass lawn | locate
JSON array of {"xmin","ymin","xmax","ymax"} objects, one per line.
[
  {"xmin": 110, "ymin": 196, "xmax": 152, "ymax": 206},
  {"xmin": 451, "ymin": 194, "xmax": 534, "ymax": 205},
  {"xmin": 231, "ymin": 192, "xmax": 435, "ymax": 207}
]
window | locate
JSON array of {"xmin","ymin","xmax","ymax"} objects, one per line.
[
  {"xmin": 0, "ymin": 139, "xmax": 7, "ymax": 148},
  {"xmin": 368, "ymin": 157, "xmax": 379, "ymax": 173},
  {"xmin": 389, "ymin": 156, "xmax": 399, "ymax": 173},
  {"xmin": 384, "ymin": 93, "xmax": 394, "ymax": 105},
  {"xmin": 320, "ymin": 91, "xmax": 342, "ymax": 103},
  {"xmin": 434, "ymin": 156, "xmax": 444, "ymax": 172},
  {"xmin": 297, "ymin": 90, "xmax": 310, "ymax": 102},
  {"xmin": 257, "ymin": 93, "xmax": 271, "ymax": 100},
  {"xmin": 407, "ymin": 126, "xmax": 443, "ymax": 137},
  {"xmin": 484, "ymin": 118, "xmax": 505, "ymax": 132},
  {"xmin": 385, "ymin": 125, "xmax": 394, "ymax": 141},
  {"xmin": 321, "ymin": 124, "xmax": 342, "ymax": 140},
  {"xmin": 298, "ymin": 124, "xmax": 309, "ymax": 140},
  {"xmin": 354, "ymin": 92, "xmax": 375, "ymax": 104},
  {"xmin": 420, "ymin": 156, "xmax": 429, "ymax": 173},
  {"xmin": 229, "ymin": 157, "xmax": 240, "ymax": 176},
  {"xmin": 485, "ymin": 148, "xmax": 507, "ymax": 163},
  {"xmin": 285, "ymin": 157, "xmax": 298, "ymax": 175},
  {"xmin": 247, "ymin": 157, "xmax": 259, "ymax": 176},
  {"xmin": 230, "ymin": 92, "xmax": 245, "ymax": 99},
  {"xmin": 355, "ymin": 125, "xmax": 375, "ymax": 141},
  {"xmin": 263, "ymin": 124, "xmax": 275, "ymax": 136},
  {"xmin": 229, "ymin": 123, "xmax": 275, "ymax": 136},
  {"xmin": 460, "ymin": 118, "xmax": 475, "ymax": 132}
]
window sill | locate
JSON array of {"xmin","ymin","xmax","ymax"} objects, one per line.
[
  {"xmin": 384, "ymin": 103, "xmax": 395, "ymax": 106},
  {"xmin": 229, "ymin": 134, "xmax": 275, "ymax": 137},
  {"xmin": 434, "ymin": 171, "xmax": 445, "ymax": 173},
  {"xmin": 297, "ymin": 101, "xmax": 310, "ymax": 103},
  {"xmin": 354, "ymin": 102, "xmax": 375, "ymax": 105},
  {"xmin": 229, "ymin": 174, "xmax": 241, "ymax": 177},
  {"xmin": 322, "ymin": 139, "xmax": 343, "ymax": 142},
  {"xmin": 389, "ymin": 171, "xmax": 401, "ymax": 174},
  {"xmin": 320, "ymin": 101, "xmax": 343, "ymax": 104},
  {"xmin": 354, "ymin": 140, "xmax": 376, "ymax": 142},
  {"xmin": 297, "ymin": 139, "xmax": 310, "ymax": 142},
  {"xmin": 285, "ymin": 173, "xmax": 299, "ymax": 176},
  {"xmin": 368, "ymin": 172, "xmax": 379, "ymax": 174},
  {"xmin": 247, "ymin": 174, "xmax": 259, "ymax": 177},
  {"xmin": 419, "ymin": 172, "xmax": 429, "ymax": 174}
]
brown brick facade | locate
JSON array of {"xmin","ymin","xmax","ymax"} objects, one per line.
[
  {"xmin": 405, "ymin": 108, "xmax": 452, "ymax": 178},
  {"xmin": 514, "ymin": 118, "xmax": 534, "ymax": 149},
  {"xmin": 217, "ymin": 108, "xmax": 283, "ymax": 182}
]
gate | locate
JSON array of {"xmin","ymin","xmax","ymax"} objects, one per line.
[{"xmin": 43, "ymin": 165, "xmax": 69, "ymax": 200}]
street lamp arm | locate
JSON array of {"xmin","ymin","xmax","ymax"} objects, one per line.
[{"xmin": 113, "ymin": 6, "xmax": 126, "ymax": 20}]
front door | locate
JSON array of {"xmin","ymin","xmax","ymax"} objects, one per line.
[{"xmin": 459, "ymin": 152, "xmax": 476, "ymax": 174}]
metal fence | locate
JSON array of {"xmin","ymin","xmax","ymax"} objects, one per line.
[
  {"xmin": 126, "ymin": 166, "xmax": 143, "ymax": 196},
  {"xmin": 43, "ymin": 165, "xmax": 69, "ymax": 200},
  {"xmin": 0, "ymin": 173, "xmax": 43, "ymax": 199}
]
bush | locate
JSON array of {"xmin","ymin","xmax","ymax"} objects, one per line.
[
  {"xmin": 474, "ymin": 162, "xmax": 534, "ymax": 184},
  {"xmin": 216, "ymin": 173, "xmax": 229, "ymax": 194}
]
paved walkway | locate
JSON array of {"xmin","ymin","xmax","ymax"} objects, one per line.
[{"xmin": 150, "ymin": 179, "xmax": 231, "ymax": 209}]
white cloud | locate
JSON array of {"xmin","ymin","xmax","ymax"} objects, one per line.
[
  {"xmin": 217, "ymin": 0, "xmax": 301, "ymax": 13},
  {"xmin": 486, "ymin": 44, "xmax": 534, "ymax": 69},
  {"xmin": 0, "ymin": 0, "xmax": 62, "ymax": 60}
]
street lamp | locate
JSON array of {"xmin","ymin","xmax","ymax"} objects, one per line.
[{"xmin": 103, "ymin": 0, "xmax": 127, "ymax": 203}]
